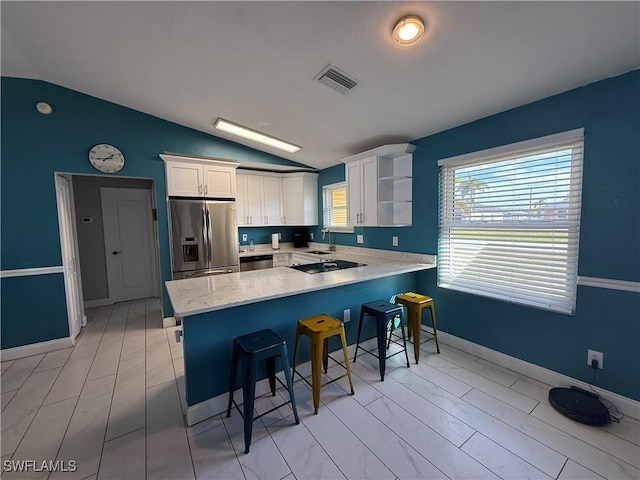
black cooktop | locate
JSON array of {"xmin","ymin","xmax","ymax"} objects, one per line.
[{"xmin": 289, "ymin": 260, "xmax": 366, "ymax": 274}]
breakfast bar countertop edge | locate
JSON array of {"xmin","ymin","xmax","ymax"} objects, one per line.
[{"xmin": 165, "ymin": 249, "xmax": 436, "ymax": 318}]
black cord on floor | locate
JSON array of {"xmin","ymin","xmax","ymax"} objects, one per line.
[{"xmin": 588, "ymin": 367, "xmax": 624, "ymax": 423}]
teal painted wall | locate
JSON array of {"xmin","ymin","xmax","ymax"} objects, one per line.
[
  {"xmin": 316, "ymin": 71, "xmax": 640, "ymax": 401},
  {"xmin": 0, "ymin": 77, "xmax": 311, "ymax": 348},
  {"xmin": 1, "ymin": 274, "xmax": 69, "ymax": 348},
  {"xmin": 183, "ymin": 273, "xmax": 415, "ymax": 406}
]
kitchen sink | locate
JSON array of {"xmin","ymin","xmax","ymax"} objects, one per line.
[
  {"xmin": 306, "ymin": 250, "xmax": 332, "ymax": 255},
  {"xmin": 289, "ymin": 260, "xmax": 366, "ymax": 274}
]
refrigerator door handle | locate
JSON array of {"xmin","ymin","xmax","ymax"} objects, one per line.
[
  {"xmin": 206, "ymin": 208, "xmax": 213, "ymax": 266},
  {"xmin": 202, "ymin": 207, "xmax": 209, "ymax": 266}
]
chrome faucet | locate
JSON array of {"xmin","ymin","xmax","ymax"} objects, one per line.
[{"xmin": 322, "ymin": 228, "xmax": 337, "ymax": 252}]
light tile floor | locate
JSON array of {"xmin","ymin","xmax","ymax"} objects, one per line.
[{"xmin": 1, "ymin": 298, "xmax": 639, "ymax": 479}]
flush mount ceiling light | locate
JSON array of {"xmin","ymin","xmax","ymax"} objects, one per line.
[
  {"xmin": 392, "ymin": 15, "xmax": 425, "ymax": 46},
  {"xmin": 214, "ymin": 119, "xmax": 301, "ymax": 153}
]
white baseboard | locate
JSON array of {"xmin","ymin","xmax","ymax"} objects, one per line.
[
  {"xmin": 163, "ymin": 316, "xmax": 177, "ymax": 328},
  {"xmin": 1, "ymin": 337, "xmax": 74, "ymax": 362},
  {"xmin": 185, "ymin": 331, "xmax": 640, "ymax": 426},
  {"xmin": 186, "ymin": 377, "xmax": 274, "ymax": 427},
  {"xmin": 437, "ymin": 331, "xmax": 640, "ymax": 420},
  {"xmin": 84, "ymin": 298, "xmax": 112, "ymax": 308}
]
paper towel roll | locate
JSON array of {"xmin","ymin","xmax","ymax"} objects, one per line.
[{"xmin": 271, "ymin": 233, "xmax": 280, "ymax": 250}]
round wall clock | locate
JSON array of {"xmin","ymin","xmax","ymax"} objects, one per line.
[{"xmin": 88, "ymin": 144, "xmax": 125, "ymax": 173}]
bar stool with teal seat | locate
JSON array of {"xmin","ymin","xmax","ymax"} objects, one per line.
[
  {"xmin": 394, "ymin": 292, "xmax": 440, "ymax": 364},
  {"xmin": 292, "ymin": 314, "xmax": 355, "ymax": 414},
  {"xmin": 353, "ymin": 300, "xmax": 410, "ymax": 381},
  {"xmin": 226, "ymin": 329, "xmax": 300, "ymax": 454}
]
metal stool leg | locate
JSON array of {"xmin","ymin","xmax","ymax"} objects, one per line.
[
  {"xmin": 376, "ymin": 314, "xmax": 387, "ymax": 381},
  {"xmin": 310, "ymin": 335, "xmax": 323, "ymax": 414},
  {"xmin": 226, "ymin": 343, "xmax": 239, "ymax": 417},
  {"xmin": 399, "ymin": 310, "xmax": 410, "ymax": 367},
  {"xmin": 279, "ymin": 344, "xmax": 300, "ymax": 425},
  {"xmin": 339, "ymin": 328, "xmax": 355, "ymax": 395},
  {"xmin": 428, "ymin": 303, "xmax": 441, "ymax": 354},
  {"xmin": 242, "ymin": 356, "xmax": 256, "ymax": 454},
  {"xmin": 353, "ymin": 308, "xmax": 365, "ymax": 362},
  {"xmin": 266, "ymin": 355, "xmax": 276, "ymax": 396}
]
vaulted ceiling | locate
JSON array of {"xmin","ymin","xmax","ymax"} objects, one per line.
[{"xmin": 2, "ymin": 1, "xmax": 639, "ymax": 169}]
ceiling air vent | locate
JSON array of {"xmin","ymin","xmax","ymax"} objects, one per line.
[{"xmin": 315, "ymin": 65, "xmax": 359, "ymax": 94}]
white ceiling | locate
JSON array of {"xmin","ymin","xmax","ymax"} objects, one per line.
[{"xmin": 2, "ymin": 1, "xmax": 639, "ymax": 169}]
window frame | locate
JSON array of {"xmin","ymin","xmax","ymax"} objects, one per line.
[
  {"xmin": 437, "ymin": 129, "xmax": 584, "ymax": 315},
  {"xmin": 322, "ymin": 182, "xmax": 353, "ymax": 233}
]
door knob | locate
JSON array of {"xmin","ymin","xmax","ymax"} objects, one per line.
[{"xmin": 112, "ymin": 250, "xmax": 122, "ymax": 255}]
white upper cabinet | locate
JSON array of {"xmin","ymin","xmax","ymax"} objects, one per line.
[
  {"xmin": 262, "ymin": 175, "xmax": 283, "ymax": 225},
  {"xmin": 282, "ymin": 172, "xmax": 318, "ymax": 226},
  {"xmin": 161, "ymin": 154, "xmax": 239, "ymax": 198},
  {"xmin": 236, "ymin": 173, "xmax": 265, "ymax": 226},
  {"xmin": 236, "ymin": 170, "xmax": 317, "ymax": 227},
  {"xmin": 342, "ymin": 143, "xmax": 415, "ymax": 226}
]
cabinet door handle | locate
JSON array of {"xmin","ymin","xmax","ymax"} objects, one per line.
[
  {"xmin": 361, "ymin": 212, "xmax": 364, "ymax": 224},
  {"xmin": 204, "ymin": 184, "xmax": 208, "ymax": 195},
  {"xmin": 356, "ymin": 213, "xmax": 360, "ymax": 224},
  {"xmin": 198, "ymin": 184, "xmax": 203, "ymax": 194}
]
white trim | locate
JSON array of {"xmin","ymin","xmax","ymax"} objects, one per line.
[
  {"xmin": 578, "ymin": 276, "xmax": 640, "ymax": 293},
  {"xmin": 83, "ymin": 298, "xmax": 112, "ymax": 308},
  {"xmin": 437, "ymin": 331, "xmax": 640, "ymax": 420},
  {"xmin": 186, "ymin": 377, "xmax": 275, "ymax": 426},
  {"xmin": 0, "ymin": 266, "xmax": 64, "ymax": 278},
  {"xmin": 341, "ymin": 143, "xmax": 416, "ymax": 164},
  {"xmin": 438, "ymin": 128, "xmax": 584, "ymax": 167},
  {"xmin": 1, "ymin": 337, "xmax": 73, "ymax": 362},
  {"xmin": 163, "ymin": 316, "xmax": 177, "ymax": 328}
]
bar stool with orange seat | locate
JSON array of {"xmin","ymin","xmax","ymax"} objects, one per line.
[
  {"xmin": 291, "ymin": 314, "xmax": 355, "ymax": 414},
  {"xmin": 394, "ymin": 292, "xmax": 440, "ymax": 363}
]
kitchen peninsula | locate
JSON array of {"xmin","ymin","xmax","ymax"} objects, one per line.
[{"xmin": 165, "ymin": 246, "xmax": 435, "ymax": 426}]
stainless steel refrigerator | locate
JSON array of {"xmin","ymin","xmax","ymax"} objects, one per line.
[{"xmin": 169, "ymin": 199, "xmax": 239, "ymax": 279}]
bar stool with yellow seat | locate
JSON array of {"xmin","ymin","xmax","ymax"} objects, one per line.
[
  {"xmin": 292, "ymin": 314, "xmax": 355, "ymax": 414},
  {"xmin": 394, "ymin": 292, "xmax": 440, "ymax": 363}
]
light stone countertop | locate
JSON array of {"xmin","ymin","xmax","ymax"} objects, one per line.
[{"xmin": 166, "ymin": 245, "xmax": 436, "ymax": 318}]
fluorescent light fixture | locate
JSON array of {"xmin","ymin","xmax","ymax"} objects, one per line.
[{"xmin": 214, "ymin": 119, "xmax": 301, "ymax": 153}]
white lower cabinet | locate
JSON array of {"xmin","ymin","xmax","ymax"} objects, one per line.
[{"xmin": 272, "ymin": 252, "xmax": 290, "ymax": 267}]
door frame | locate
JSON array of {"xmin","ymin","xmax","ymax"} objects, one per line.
[
  {"xmin": 54, "ymin": 173, "xmax": 86, "ymax": 343},
  {"xmin": 101, "ymin": 186, "xmax": 160, "ymax": 303}
]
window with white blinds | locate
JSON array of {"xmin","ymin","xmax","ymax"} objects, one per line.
[
  {"xmin": 437, "ymin": 129, "xmax": 584, "ymax": 314},
  {"xmin": 322, "ymin": 182, "xmax": 348, "ymax": 229}
]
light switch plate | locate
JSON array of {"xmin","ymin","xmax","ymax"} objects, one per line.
[
  {"xmin": 357, "ymin": 234, "xmax": 364, "ymax": 244},
  {"xmin": 392, "ymin": 236, "xmax": 398, "ymax": 247}
]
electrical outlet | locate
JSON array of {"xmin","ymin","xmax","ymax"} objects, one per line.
[
  {"xmin": 242, "ymin": 234, "xmax": 248, "ymax": 242},
  {"xmin": 392, "ymin": 236, "xmax": 398, "ymax": 247},
  {"xmin": 309, "ymin": 232, "xmax": 314, "ymax": 240},
  {"xmin": 357, "ymin": 234, "xmax": 364, "ymax": 244},
  {"xmin": 343, "ymin": 309, "xmax": 350, "ymax": 323},
  {"xmin": 587, "ymin": 349, "xmax": 604, "ymax": 369}
]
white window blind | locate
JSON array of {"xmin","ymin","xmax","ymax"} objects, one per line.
[
  {"xmin": 323, "ymin": 182, "xmax": 348, "ymax": 229},
  {"xmin": 437, "ymin": 129, "xmax": 584, "ymax": 314}
]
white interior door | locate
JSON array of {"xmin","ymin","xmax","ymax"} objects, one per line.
[
  {"xmin": 101, "ymin": 187, "xmax": 158, "ymax": 302},
  {"xmin": 55, "ymin": 175, "xmax": 83, "ymax": 341}
]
